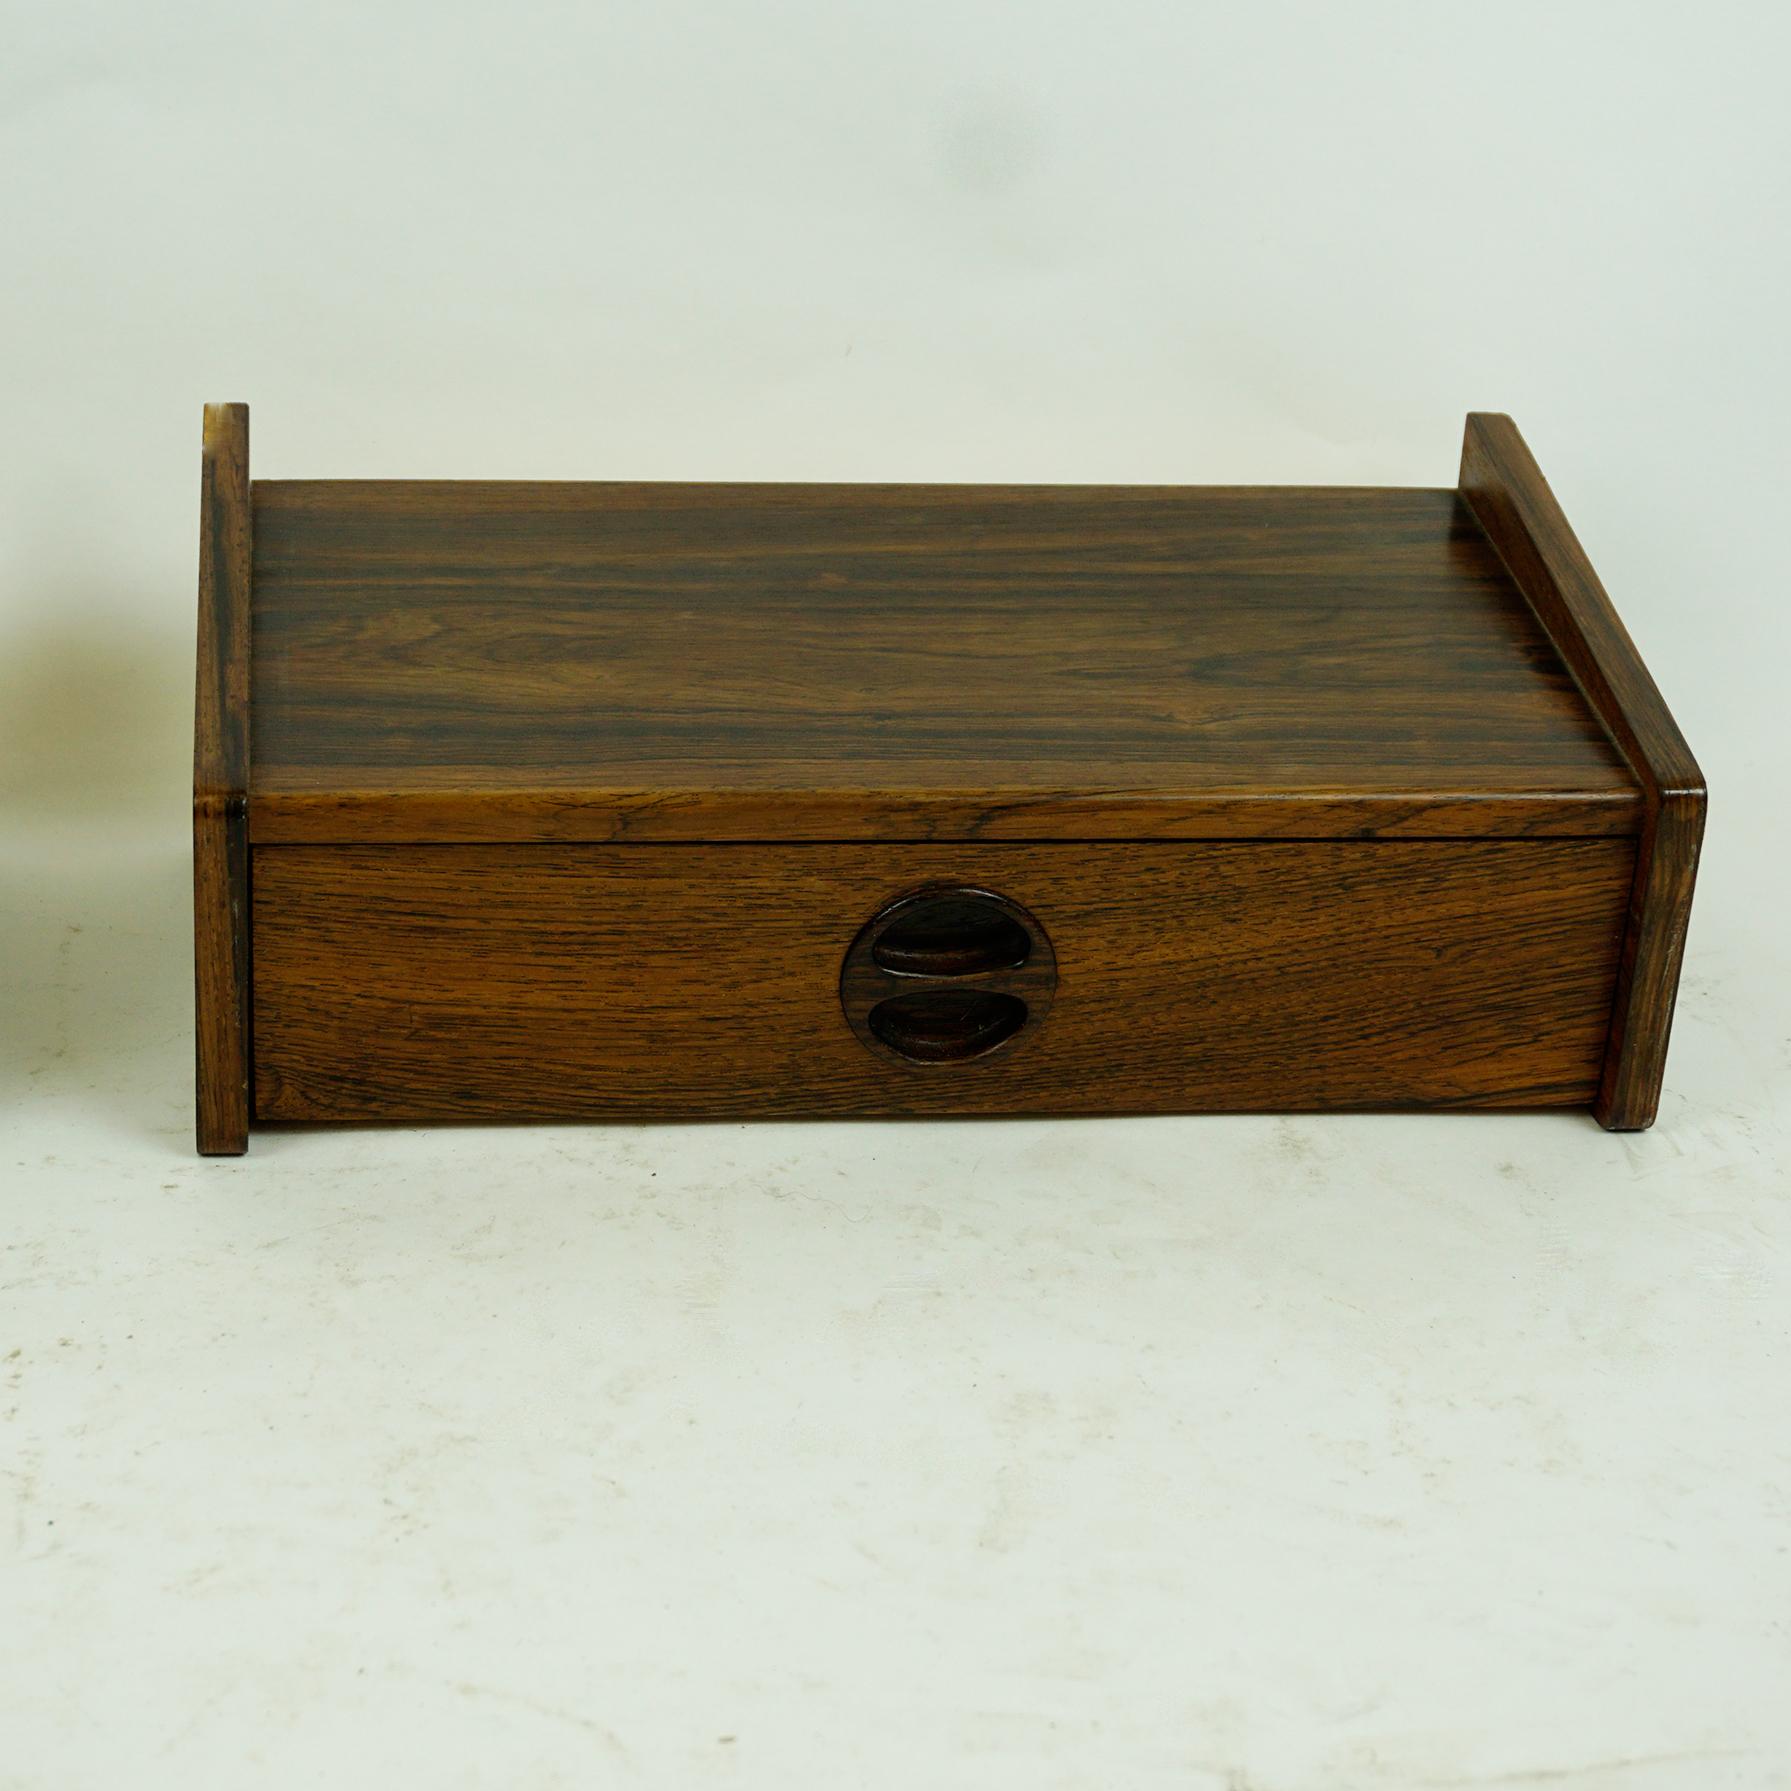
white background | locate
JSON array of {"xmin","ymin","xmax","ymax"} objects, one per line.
[{"xmin": 4, "ymin": 3, "xmax": 1789, "ymax": 1786}]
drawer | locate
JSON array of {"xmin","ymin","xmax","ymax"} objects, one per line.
[{"xmin": 251, "ymin": 841, "xmax": 1633, "ymax": 1123}]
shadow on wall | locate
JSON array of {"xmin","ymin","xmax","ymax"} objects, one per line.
[
  {"xmin": 0, "ymin": 610, "xmax": 191, "ymax": 826},
  {"xmin": 1, "ymin": 610, "xmax": 196, "ymax": 1149}
]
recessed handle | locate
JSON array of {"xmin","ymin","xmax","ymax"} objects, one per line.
[
  {"xmin": 840, "ymin": 885, "xmax": 1057, "ymax": 1068},
  {"xmin": 868, "ymin": 990, "xmax": 1028, "ymax": 1062},
  {"xmin": 871, "ymin": 892, "xmax": 1032, "ymax": 977}
]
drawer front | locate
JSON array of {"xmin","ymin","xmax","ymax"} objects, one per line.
[{"xmin": 251, "ymin": 841, "xmax": 1632, "ymax": 1122}]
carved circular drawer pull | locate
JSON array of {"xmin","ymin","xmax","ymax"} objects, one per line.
[{"xmin": 841, "ymin": 886, "xmax": 1056, "ymax": 1067}]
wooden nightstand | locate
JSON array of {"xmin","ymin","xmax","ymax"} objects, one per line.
[{"xmin": 194, "ymin": 408, "xmax": 1702, "ymax": 1152}]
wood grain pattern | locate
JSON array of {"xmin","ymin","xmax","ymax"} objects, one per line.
[
  {"xmin": 203, "ymin": 410, "xmax": 1700, "ymax": 1146},
  {"xmin": 194, "ymin": 403, "xmax": 252, "ymax": 1155},
  {"xmin": 252, "ymin": 841, "xmax": 1635, "ymax": 1123},
  {"xmin": 247, "ymin": 482, "xmax": 1639, "ymax": 844},
  {"xmin": 249, "ymin": 787, "xmax": 1636, "ymax": 846},
  {"xmin": 1459, "ymin": 414, "xmax": 1705, "ymax": 1130}
]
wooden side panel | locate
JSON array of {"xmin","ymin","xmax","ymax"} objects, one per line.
[
  {"xmin": 252, "ymin": 841, "xmax": 1634, "ymax": 1123},
  {"xmin": 194, "ymin": 403, "xmax": 252, "ymax": 1154},
  {"xmin": 1459, "ymin": 414, "xmax": 1705, "ymax": 1130}
]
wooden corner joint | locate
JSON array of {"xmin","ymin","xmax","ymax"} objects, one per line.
[{"xmin": 1457, "ymin": 412, "xmax": 1704, "ymax": 1132}]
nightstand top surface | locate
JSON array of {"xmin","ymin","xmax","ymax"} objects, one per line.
[{"xmin": 247, "ymin": 480, "xmax": 1637, "ymax": 842}]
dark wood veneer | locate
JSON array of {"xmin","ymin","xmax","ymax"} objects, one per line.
[
  {"xmin": 194, "ymin": 407, "xmax": 1703, "ymax": 1146},
  {"xmin": 253, "ymin": 841, "xmax": 1633, "ymax": 1123},
  {"xmin": 193, "ymin": 403, "xmax": 251, "ymax": 1155},
  {"xmin": 1459, "ymin": 414, "xmax": 1705, "ymax": 1129},
  {"xmin": 247, "ymin": 480, "xmax": 1636, "ymax": 844}
]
